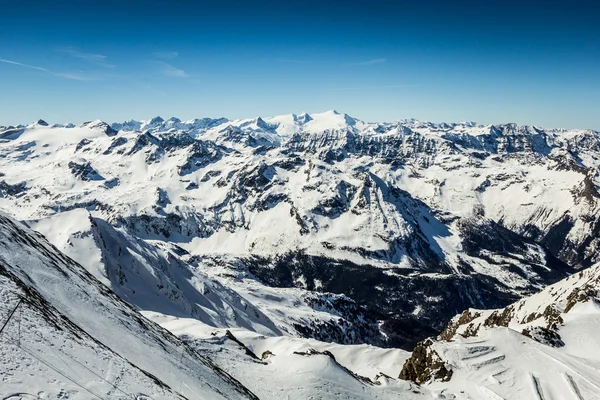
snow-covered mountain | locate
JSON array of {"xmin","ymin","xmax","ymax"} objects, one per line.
[
  {"xmin": 0, "ymin": 211, "xmax": 258, "ymax": 399},
  {"xmin": 3, "ymin": 200, "xmax": 600, "ymax": 399},
  {"xmin": 1, "ymin": 110, "xmax": 600, "ymax": 398},
  {"xmin": 399, "ymin": 259, "xmax": 600, "ymax": 399},
  {"xmin": 1, "ymin": 111, "xmax": 598, "ymax": 348},
  {"xmin": 0, "ymin": 209, "xmax": 441, "ymax": 400}
]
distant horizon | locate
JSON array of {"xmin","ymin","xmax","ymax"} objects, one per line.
[
  {"xmin": 1, "ymin": 0, "xmax": 599, "ymax": 130},
  {"xmin": 7, "ymin": 109, "xmax": 599, "ymax": 132}
]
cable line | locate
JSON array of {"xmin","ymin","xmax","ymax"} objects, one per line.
[{"xmin": 0, "ymin": 297, "xmax": 22, "ymax": 336}]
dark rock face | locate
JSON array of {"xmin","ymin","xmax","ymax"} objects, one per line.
[
  {"xmin": 0, "ymin": 180, "xmax": 28, "ymax": 197},
  {"xmin": 103, "ymin": 137, "xmax": 128, "ymax": 154},
  {"xmin": 522, "ymin": 326, "xmax": 565, "ymax": 347},
  {"xmin": 311, "ymin": 181, "xmax": 356, "ymax": 218},
  {"xmin": 287, "ymin": 127, "xmax": 458, "ymax": 166},
  {"xmin": 68, "ymin": 161, "xmax": 104, "ymax": 181},
  {"xmin": 524, "ymin": 211, "xmax": 600, "ymax": 269},
  {"xmin": 459, "ymin": 219, "xmax": 574, "ymax": 283},
  {"xmin": 155, "ymin": 188, "xmax": 171, "ymax": 207},
  {"xmin": 200, "ymin": 170, "xmax": 221, "ymax": 182},
  {"xmin": 119, "ymin": 212, "xmax": 211, "ymax": 240},
  {"xmin": 245, "ymin": 252, "xmax": 529, "ymax": 348},
  {"xmin": 75, "ymin": 138, "xmax": 93, "ymax": 152},
  {"xmin": 293, "ymin": 292, "xmax": 383, "ymax": 345},
  {"xmin": 103, "ymin": 177, "xmax": 120, "ymax": 189},
  {"xmin": 564, "ymin": 284, "xmax": 599, "ymax": 313},
  {"xmin": 177, "ymin": 141, "xmax": 223, "ymax": 176},
  {"xmin": 438, "ymin": 310, "xmax": 482, "ymax": 341},
  {"xmin": 399, "ymin": 339, "xmax": 452, "ymax": 384},
  {"xmin": 80, "ymin": 120, "xmax": 117, "ymax": 136}
]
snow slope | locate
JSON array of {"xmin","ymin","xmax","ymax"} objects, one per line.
[
  {"xmin": 0, "ymin": 212, "xmax": 258, "ymax": 399},
  {"xmin": 1, "ymin": 110, "xmax": 600, "ymax": 398},
  {"xmin": 401, "ymin": 261, "xmax": 600, "ymax": 399},
  {"xmin": 0, "ymin": 210, "xmax": 431, "ymax": 400},
  {"xmin": 3, "ymin": 206, "xmax": 600, "ymax": 399},
  {"xmin": 1, "ymin": 113, "xmax": 589, "ymax": 346}
]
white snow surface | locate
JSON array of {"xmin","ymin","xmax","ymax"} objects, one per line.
[
  {"xmin": 0, "ymin": 212, "xmax": 257, "ymax": 400},
  {"xmin": 425, "ymin": 261, "xmax": 600, "ymax": 399},
  {"xmin": 1, "ymin": 112, "xmax": 600, "ymax": 399}
]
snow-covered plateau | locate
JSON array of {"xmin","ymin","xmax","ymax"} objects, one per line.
[{"xmin": 1, "ymin": 111, "xmax": 599, "ymax": 399}]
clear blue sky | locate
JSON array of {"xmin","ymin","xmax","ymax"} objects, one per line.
[{"xmin": 1, "ymin": 0, "xmax": 599, "ymax": 129}]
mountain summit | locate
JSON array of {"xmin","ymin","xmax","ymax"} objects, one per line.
[{"xmin": 0, "ymin": 111, "xmax": 599, "ymax": 398}]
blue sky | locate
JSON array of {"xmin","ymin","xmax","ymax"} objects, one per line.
[{"xmin": 1, "ymin": 0, "xmax": 599, "ymax": 128}]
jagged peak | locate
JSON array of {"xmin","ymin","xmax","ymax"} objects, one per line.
[
  {"xmin": 79, "ymin": 119, "xmax": 117, "ymax": 136},
  {"xmin": 255, "ymin": 117, "xmax": 276, "ymax": 131},
  {"xmin": 148, "ymin": 116, "xmax": 165, "ymax": 125},
  {"xmin": 295, "ymin": 112, "xmax": 312, "ymax": 124},
  {"xmin": 80, "ymin": 119, "xmax": 107, "ymax": 127},
  {"xmin": 31, "ymin": 119, "xmax": 49, "ymax": 127}
]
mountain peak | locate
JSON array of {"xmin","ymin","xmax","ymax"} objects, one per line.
[
  {"xmin": 296, "ymin": 112, "xmax": 312, "ymax": 124},
  {"xmin": 148, "ymin": 116, "xmax": 165, "ymax": 125}
]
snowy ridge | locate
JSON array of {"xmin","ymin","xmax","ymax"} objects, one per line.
[
  {"xmin": 1, "ymin": 111, "xmax": 597, "ymax": 345},
  {"xmin": 399, "ymin": 261, "xmax": 600, "ymax": 399},
  {"xmin": 0, "ymin": 212, "xmax": 258, "ymax": 399},
  {"xmin": 0, "ymin": 211, "xmax": 427, "ymax": 399},
  {"xmin": 1, "ymin": 110, "xmax": 600, "ymax": 398}
]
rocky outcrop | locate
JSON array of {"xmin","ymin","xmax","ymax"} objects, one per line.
[
  {"xmin": 68, "ymin": 161, "xmax": 104, "ymax": 181},
  {"xmin": 399, "ymin": 339, "xmax": 452, "ymax": 384}
]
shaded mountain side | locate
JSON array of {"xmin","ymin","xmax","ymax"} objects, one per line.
[
  {"xmin": 0, "ymin": 113, "xmax": 595, "ymax": 350},
  {"xmin": 0, "ymin": 212, "xmax": 258, "ymax": 400},
  {"xmin": 243, "ymin": 250, "xmax": 566, "ymax": 348}
]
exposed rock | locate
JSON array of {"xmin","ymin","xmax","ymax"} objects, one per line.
[
  {"xmin": 224, "ymin": 330, "xmax": 261, "ymax": 361},
  {"xmin": 68, "ymin": 161, "xmax": 104, "ymax": 181},
  {"xmin": 439, "ymin": 310, "xmax": 482, "ymax": 341},
  {"xmin": 399, "ymin": 339, "xmax": 453, "ymax": 385},
  {"xmin": 522, "ymin": 326, "xmax": 564, "ymax": 347},
  {"xmin": 0, "ymin": 180, "xmax": 27, "ymax": 197}
]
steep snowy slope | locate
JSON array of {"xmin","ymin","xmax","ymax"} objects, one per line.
[
  {"xmin": 399, "ymin": 261, "xmax": 600, "ymax": 399},
  {"xmin": 0, "ymin": 212, "xmax": 258, "ymax": 399},
  {"xmin": 28, "ymin": 209, "xmax": 283, "ymax": 336},
  {"xmin": 0, "ymin": 209, "xmax": 435, "ymax": 400},
  {"xmin": 142, "ymin": 314, "xmax": 426, "ymax": 400},
  {"xmin": 1, "ymin": 112, "xmax": 597, "ymax": 346},
  {"xmin": 27, "ymin": 208, "xmax": 382, "ymax": 347}
]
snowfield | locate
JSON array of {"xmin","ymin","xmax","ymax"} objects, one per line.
[
  {"xmin": 1, "ymin": 111, "xmax": 600, "ymax": 398},
  {"xmin": 419, "ymin": 260, "xmax": 600, "ymax": 399},
  {"xmin": 0, "ymin": 212, "xmax": 258, "ymax": 400}
]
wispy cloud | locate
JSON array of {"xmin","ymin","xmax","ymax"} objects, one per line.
[
  {"xmin": 330, "ymin": 84, "xmax": 420, "ymax": 91},
  {"xmin": 346, "ymin": 58, "xmax": 387, "ymax": 66},
  {"xmin": 156, "ymin": 61, "xmax": 188, "ymax": 78},
  {"xmin": 153, "ymin": 51, "xmax": 179, "ymax": 59},
  {"xmin": 0, "ymin": 58, "xmax": 93, "ymax": 80},
  {"xmin": 58, "ymin": 47, "xmax": 114, "ymax": 68}
]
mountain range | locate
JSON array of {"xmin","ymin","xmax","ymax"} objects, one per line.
[{"xmin": 1, "ymin": 111, "xmax": 599, "ymax": 398}]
